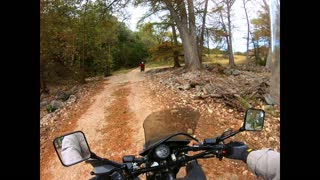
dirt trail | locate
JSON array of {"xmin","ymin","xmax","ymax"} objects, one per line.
[
  {"xmin": 40, "ymin": 68, "xmax": 159, "ymax": 179},
  {"xmin": 40, "ymin": 66, "xmax": 278, "ymax": 180}
]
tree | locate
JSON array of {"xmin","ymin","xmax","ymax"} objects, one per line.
[
  {"xmin": 136, "ymin": 0, "xmax": 202, "ymax": 70},
  {"xmin": 137, "ymin": 22, "xmax": 159, "ymax": 50},
  {"xmin": 224, "ymin": 0, "xmax": 236, "ymax": 67},
  {"xmin": 113, "ymin": 24, "xmax": 148, "ymax": 70},
  {"xmin": 206, "ymin": 9, "xmax": 226, "ymax": 56},
  {"xmin": 40, "ymin": 0, "xmax": 79, "ymax": 85},
  {"xmin": 214, "ymin": 0, "xmax": 236, "ymax": 68},
  {"xmin": 250, "ymin": 0, "xmax": 270, "ymax": 65},
  {"xmin": 40, "ymin": 0, "xmax": 147, "ymax": 91},
  {"xmin": 162, "ymin": 0, "xmax": 202, "ymax": 70},
  {"xmin": 134, "ymin": 0, "xmax": 215, "ymax": 70},
  {"xmin": 269, "ymin": 0, "xmax": 280, "ymax": 105},
  {"xmin": 137, "ymin": 19, "xmax": 183, "ymax": 68},
  {"xmin": 142, "ymin": 19, "xmax": 182, "ymax": 68},
  {"xmin": 242, "ymin": 0, "xmax": 250, "ymax": 61},
  {"xmin": 171, "ymin": 22, "xmax": 181, "ymax": 68},
  {"xmin": 261, "ymin": 0, "xmax": 272, "ymax": 69},
  {"xmin": 198, "ymin": 0, "xmax": 209, "ymax": 63}
]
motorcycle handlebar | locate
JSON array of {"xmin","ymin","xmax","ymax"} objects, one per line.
[
  {"xmin": 88, "ymin": 141, "xmax": 228, "ymax": 178},
  {"xmin": 129, "ymin": 143, "xmax": 226, "ymax": 176},
  {"xmin": 90, "ymin": 152, "xmax": 124, "ymax": 168},
  {"xmin": 178, "ymin": 143, "xmax": 225, "ymax": 152}
]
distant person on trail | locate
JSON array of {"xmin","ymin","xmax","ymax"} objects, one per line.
[{"xmin": 140, "ymin": 61, "xmax": 145, "ymax": 72}]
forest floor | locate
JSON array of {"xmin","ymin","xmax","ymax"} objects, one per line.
[{"xmin": 40, "ymin": 62, "xmax": 280, "ymax": 180}]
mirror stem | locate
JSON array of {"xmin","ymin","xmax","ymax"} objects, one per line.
[
  {"xmin": 90, "ymin": 152, "xmax": 101, "ymax": 160},
  {"xmin": 90, "ymin": 152, "xmax": 124, "ymax": 168},
  {"xmin": 218, "ymin": 128, "xmax": 242, "ymax": 143}
]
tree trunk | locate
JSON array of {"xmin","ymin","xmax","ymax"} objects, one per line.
[
  {"xmin": 173, "ymin": 51, "xmax": 181, "ymax": 68},
  {"xmin": 40, "ymin": 60, "xmax": 48, "ymax": 94},
  {"xmin": 270, "ymin": 47, "xmax": 280, "ymax": 105},
  {"xmin": 254, "ymin": 42, "xmax": 260, "ymax": 62},
  {"xmin": 171, "ymin": 23, "xmax": 181, "ymax": 68},
  {"xmin": 207, "ymin": 28, "xmax": 210, "ymax": 55},
  {"xmin": 198, "ymin": 0, "xmax": 209, "ymax": 63},
  {"xmin": 262, "ymin": 0, "xmax": 270, "ymax": 12},
  {"xmin": 227, "ymin": 3, "xmax": 235, "ymax": 68},
  {"xmin": 250, "ymin": 32, "xmax": 260, "ymax": 62},
  {"xmin": 217, "ymin": 1, "xmax": 235, "ymax": 68},
  {"xmin": 269, "ymin": 0, "xmax": 280, "ymax": 105},
  {"xmin": 180, "ymin": 29, "xmax": 202, "ymax": 70},
  {"xmin": 79, "ymin": 0, "xmax": 89, "ymax": 84},
  {"xmin": 265, "ymin": 41, "xmax": 272, "ymax": 70},
  {"xmin": 105, "ymin": 44, "xmax": 112, "ymax": 76},
  {"xmin": 187, "ymin": 0, "xmax": 197, "ymax": 39},
  {"xmin": 186, "ymin": 0, "xmax": 201, "ymax": 70},
  {"xmin": 79, "ymin": 34, "xmax": 86, "ymax": 84},
  {"xmin": 164, "ymin": 0, "xmax": 202, "ymax": 71},
  {"xmin": 71, "ymin": 34, "xmax": 75, "ymax": 66},
  {"xmin": 243, "ymin": 0, "xmax": 250, "ymax": 61}
]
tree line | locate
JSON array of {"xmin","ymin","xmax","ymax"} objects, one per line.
[
  {"xmin": 40, "ymin": 0, "xmax": 148, "ymax": 92},
  {"xmin": 41, "ymin": 0, "xmax": 276, "ymax": 94}
]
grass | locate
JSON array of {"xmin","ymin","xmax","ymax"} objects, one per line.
[
  {"xmin": 110, "ymin": 62, "xmax": 174, "ymax": 75},
  {"xmin": 112, "ymin": 67, "xmax": 137, "ymax": 75},
  {"xmin": 145, "ymin": 60, "xmax": 181, "ymax": 68},
  {"xmin": 203, "ymin": 54, "xmax": 249, "ymax": 66},
  {"xmin": 147, "ymin": 54, "xmax": 249, "ymax": 68},
  {"xmin": 111, "ymin": 54, "xmax": 249, "ymax": 74},
  {"xmin": 238, "ymin": 96, "xmax": 252, "ymax": 109}
]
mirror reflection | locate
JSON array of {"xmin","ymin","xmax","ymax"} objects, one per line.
[
  {"xmin": 244, "ymin": 109, "xmax": 265, "ymax": 131},
  {"xmin": 54, "ymin": 131, "xmax": 91, "ymax": 166}
]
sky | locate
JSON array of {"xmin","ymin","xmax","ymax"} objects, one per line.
[{"xmin": 125, "ymin": 1, "xmax": 264, "ymax": 53}]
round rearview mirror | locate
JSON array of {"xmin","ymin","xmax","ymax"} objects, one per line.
[
  {"xmin": 53, "ymin": 131, "xmax": 91, "ymax": 167},
  {"xmin": 243, "ymin": 108, "xmax": 265, "ymax": 131}
]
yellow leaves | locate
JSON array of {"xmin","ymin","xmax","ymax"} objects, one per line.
[
  {"xmin": 148, "ymin": 41, "xmax": 183, "ymax": 61},
  {"xmin": 148, "ymin": 41, "xmax": 173, "ymax": 53},
  {"xmin": 213, "ymin": 29, "xmax": 228, "ymax": 37},
  {"xmin": 148, "ymin": 41, "xmax": 183, "ymax": 54}
]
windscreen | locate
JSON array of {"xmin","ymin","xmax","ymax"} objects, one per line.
[{"xmin": 142, "ymin": 107, "xmax": 200, "ymax": 153}]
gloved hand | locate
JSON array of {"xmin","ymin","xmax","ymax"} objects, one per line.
[
  {"xmin": 176, "ymin": 160, "xmax": 206, "ymax": 180},
  {"xmin": 224, "ymin": 141, "xmax": 253, "ymax": 163}
]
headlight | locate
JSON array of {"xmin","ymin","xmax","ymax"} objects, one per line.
[{"xmin": 154, "ymin": 144, "xmax": 170, "ymax": 159}]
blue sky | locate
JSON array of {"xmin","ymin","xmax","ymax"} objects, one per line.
[{"xmin": 126, "ymin": 0, "xmax": 264, "ymax": 53}]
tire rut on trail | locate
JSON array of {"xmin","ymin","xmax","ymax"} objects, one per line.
[
  {"xmin": 40, "ymin": 68, "xmax": 157, "ymax": 180},
  {"xmin": 96, "ymin": 85, "xmax": 136, "ymax": 162},
  {"xmin": 40, "ymin": 66, "xmax": 273, "ymax": 180}
]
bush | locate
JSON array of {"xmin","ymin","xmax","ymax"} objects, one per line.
[
  {"xmin": 46, "ymin": 105, "xmax": 58, "ymax": 113},
  {"xmin": 256, "ymin": 57, "xmax": 267, "ymax": 66},
  {"xmin": 234, "ymin": 52, "xmax": 245, "ymax": 55}
]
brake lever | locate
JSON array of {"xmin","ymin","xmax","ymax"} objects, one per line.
[
  {"xmin": 90, "ymin": 170, "xmax": 125, "ymax": 179},
  {"xmin": 90, "ymin": 164, "xmax": 127, "ymax": 175}
]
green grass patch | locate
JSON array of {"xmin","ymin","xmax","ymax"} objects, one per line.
[{"xmin": 46, "ymin": 105, "xmax": 57, "ymax": 113}]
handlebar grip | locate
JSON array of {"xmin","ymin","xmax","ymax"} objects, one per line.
[{"xmin": 123, "ymin": 155, "xmax": 135, "ymax": 163}]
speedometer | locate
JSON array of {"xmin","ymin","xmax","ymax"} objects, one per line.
[{"xmin": 154, "ymin": 144, "xmax": 170, "ymax": 159}]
